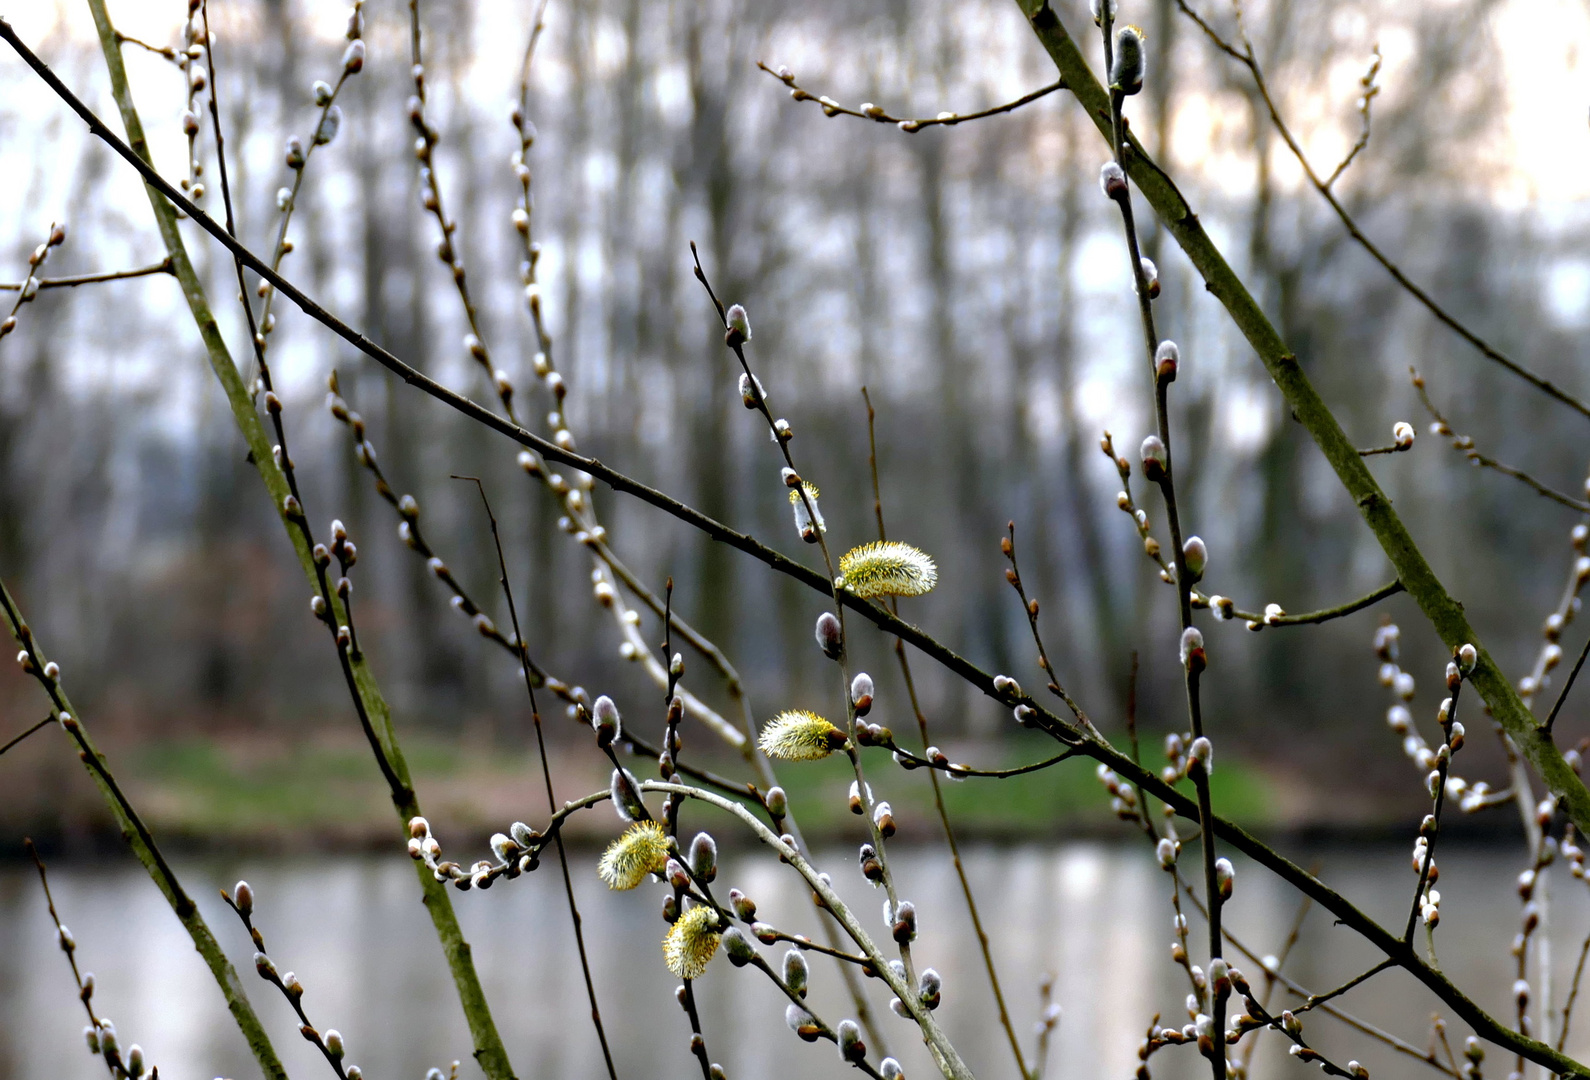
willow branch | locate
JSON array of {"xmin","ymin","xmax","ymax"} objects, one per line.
[
  {"xmin": 759, "ymin": 61, "xmax": 1062, "ymax": 131},
  {"xmin": 0, "ymin": 258, "xmax": 173, "ymax": 291},
  {"xmin": 1412, "ymin": 370, "xmax": 1590, "ymax": 512}
]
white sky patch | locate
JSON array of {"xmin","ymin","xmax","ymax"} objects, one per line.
[
  {"xmin": 653, "ymin": 62, "xmax": 692, "ymax": 129},
  {"xmin": 1220, "ymin": 379, "xmax": 1276, "ymax": 455},
  {"xmin": 1073, "ymin": 228, "xmax": 1129, "ymax": 297},
  {"xmin": 583, "ymin": 150, "xmax": 618, "ymax": 196},
  {"xmin": 1546, "ymin": 257, "xmax": 1590, "ymax": 326}
]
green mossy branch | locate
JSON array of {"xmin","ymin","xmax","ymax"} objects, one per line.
[{"xmin": 78, "ymin": 4, "xmax": 516, "ymax": 1077}]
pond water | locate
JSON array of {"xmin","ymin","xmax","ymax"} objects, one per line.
[{"xmin": 2, "ymin": 841, "xmax": 1585, "ymax": 1080}]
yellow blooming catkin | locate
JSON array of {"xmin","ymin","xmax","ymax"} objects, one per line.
[
  {"xmin": 836, "ymin": 540, "xmax": 938, "ymax": 599},
  {"xmin": 663, "ymin": 904, "xmax": 721, "ymax": 979},
  {"xmin": 597, "ymin": 820, "xmax": 669, "ymax": 890},
  {"xmin": 758, "ymin": 709, "xmax": 845, "ymax": 761}
]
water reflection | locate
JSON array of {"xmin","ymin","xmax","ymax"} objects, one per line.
[{"xmin": 2, "ymin": 842, "xmax": 1585, "ymax": 1079}]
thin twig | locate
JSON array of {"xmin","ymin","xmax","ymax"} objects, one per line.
[
  {"xmin": 759, "ymin": 61, "xmax": 1063, "ymax": 131},
  {"xmin": 0, "ymin": 259, "xmax": 173, "ymax": 291},
  {"xmin": 1098, "ymin": 9, "xmax": 1225, "ymax": 1074},
  {"xmin": 1175, "ymin": 870, "xmax": 1460, "ymax": 1077},
  {"xmin": 1561, "ymin": 929, "xmax": 1590, "ymax": 1050},
  {"xmin": 1001, "ymin": 521, "xmax": 1102, "ymax": 739},
  {"xmin": 866, "ymin": 385, "xmax": 1030, "ymax": 1080},
  {"xmin": 677, "ymin": 980, "xmax": 715, "ymax": 1080},
  {"xmin": 1405, "ymin": 672, "xmax": 1463, "ymax": 944},
  {"xmin": 1546, "ymin": 632, "xmax": 1590, "ymax": 734},
  {"xmin": 455, "ymin": 475, "xmax": 620, "ymax": 1080},
  {"xmin": 1323, "ymin": 47, "xmax": 1381, "ymax": 189},
  {"xmin": 0, "ymin": 714, "xmax": 52, "ymax": 756},
  {"xmin": 26, "ymin": 838, "xmax": 128, "ymax": 1079},
  {"xmin": 1237, "ymin": 885, "xmax": 1314, "ymax": 1073},
  {"xmin": 113, "ymin": 31, "xmax": 177, "ymax": 61},
  {"xmin": 881, "ymin": 741, "xmax": 1079, "ymax": 778},
  {"xmin": 326, "ymin": 379, "xmax": 755, "ymax": 803},
  {"xmin": 1413, "ymin": 369, "xmax": 1590, "ymax": 512},
  {"xmin": 222, "ymin": 887, "xmax": 357, "ymax": 1080},
  {"xmin": 71, "ymin": 2, "xmax": 513, "ymax": 1073}
]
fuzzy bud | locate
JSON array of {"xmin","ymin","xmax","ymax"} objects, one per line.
[
  {"xmin": 1156, "ymin": 837, "xmax": 1178, "ymax": 869},
  {"xmin": 786, "ymin": 1004, "xmax": 819, "ymax": 1040},
  {"xmin": 592, "ymin": 695, "xmax": 621, "ymax": 747},
  {"xmin": 689, "ymin": 832, "xmax": 718, "ymax": 882},
  {"xmin": 1181, "ymin": 536, "xmax": 1206, "ymax": 581},
  {"xmin": 722, "ymin": 926, "xmax": 756, "ymax": 966},
  {"xmin": 1458, "ymin": 643, "xmax": 1477, "ymax": 674},
  {"xmin": 815, "ymin": 612, "xmax": 843, "ymax": 659},
  {"xmin": 838, "ymin": 1019, "xmax": 866, "ymax": 1063},
  {"xmin": 725, "ymin": 304, "xmax": 752, "ymax": 347},
  {"xmin": 858, "ymin": 842, "xmax": 882, "ymax": 882},
  {"xmin": 610, "ymin": 768, "xmax": 648, "ymax": 822},
  {"xmin": 727, "ymin": 889, "xmax": 757, "ymax": 922},
  {"xmin": 1155, "ymin": 340, "xmax": 1179, "ymax": 382},
  {"xmin": 1141, "ymin": 258, "xmax": 1160, "ymax": 300},
  {"xmin": 851, "ymin": 672, "xmax": 875, "ymax": 715},
  {"xmin": 1111, "ymin": 25, "xmax": 1146, "ymax": 94},
  {"xmin": 891, "ymin": 900, "xmax": 917, "ymax": 943},
  {"xmin": 1180, "ymin": 627, "xmax": 1206, "ymax": 673},
  {"xmin": 314, "ymin": 106, "xmax": 343, "ymax": 146},
  {"xmin": 1140, "ymin": 435, "xmax": 1167, "ymax": 481},
  {"xmin": 765, "ymin": 786, "xmax": 788, "ymax": 818},
  {"xmin": 1215, "ymin": 857, "xmax": 1235, "ymax": 899},
  {"xmin": 873, "ymin": 800, "xmax": 896, "ymax": 838},
  {"xmin": 993, "ymin": 674, "xmax": 1022, "ymax": 699},
  {"xmin": 1100, "ymin": 161, "xmax": 1128, "ymax": 201},
  {"xmin": 738, "ymin": 372, "xmax": 767, "ymax": 409},
  {"xmin": 1394, "ymin": 421, "xmax": 1415, "ymax": 450},
  {"xmin": 783, "ymin": 948, "xmax": 810, "ymax": 994}
]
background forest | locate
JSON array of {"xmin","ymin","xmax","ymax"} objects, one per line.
[{"xmin": 3, "ymin": 0, "xmax": 1584, "ymax": 842}]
